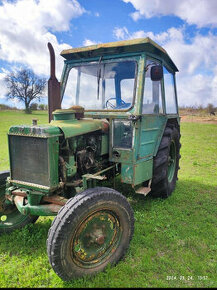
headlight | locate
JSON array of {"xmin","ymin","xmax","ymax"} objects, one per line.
[{"xmin": 112, "ymin": 120, "xmax": 133, "ymax": 149}]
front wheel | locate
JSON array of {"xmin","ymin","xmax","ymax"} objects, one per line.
[
  {"xmin": 0, "ymin": 170, "xmax": 38, "ymax": 233},
  {"xmin": 47, "ymin": 187, "xmax": 134, "ymax": 281}
]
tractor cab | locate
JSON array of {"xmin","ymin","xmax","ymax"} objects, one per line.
[
  {"xmin": 59, "ymin": 37, "xmax": 178, "ymax": 117},
  {"xmin": 55, "ymin": 38, "xmax": 179, "ymax": 187}
]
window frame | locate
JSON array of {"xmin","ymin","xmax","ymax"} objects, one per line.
[
  {"xmin": 142, "ymin": 56, "xmax": 165, "ymax": 115},
  {"xmin": 61, "ymin": 56, "xmax": 139, "ymax": 112},
  {"xmin": 163, "ymin": 64, "xmax": 178, "ymax": 115}
]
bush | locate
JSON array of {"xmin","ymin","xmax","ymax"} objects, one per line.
[
  {"xmin": 0, "ymin": 104, "xmax": 18, "ymax": 110},
  {"xmin": 38, "ymin": 104, "xmax": 48, "ymax": 110},
  {"xmin": 38, "ymin": 104, "xmax": 45, "ymax": 110},
  {"xmin": 206, "ymin": 103, "xmax": 215, "ymax": 114},
  {"xmin": 30, "ymin": 103, "xmax": 38, "ymax": 111}
]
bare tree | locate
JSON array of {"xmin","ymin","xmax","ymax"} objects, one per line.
[{"xmin": 5, "ymin": 68, "xmax": 46, "ymax": 113}]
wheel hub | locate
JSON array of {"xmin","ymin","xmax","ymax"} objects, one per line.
[
  {"xmin": 72, "ymin": 210, "xmax": 121, "ymax": 268},
  {"xmin": 96, "ymin": 235, "xmax": 105, "ymax": 245}
]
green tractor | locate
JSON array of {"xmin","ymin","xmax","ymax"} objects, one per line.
[{"xmin": 0, "ymin": 38, "xmax": 181, "ymax": 280}]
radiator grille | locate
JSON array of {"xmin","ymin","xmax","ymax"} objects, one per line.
[{"xmin": 9, "ymin": 135, "xmax": 50, "ymax": 186}]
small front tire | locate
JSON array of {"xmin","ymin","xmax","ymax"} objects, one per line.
[{"xmin": 47, "ymin": 187, "xmax": 134, "ymax": 281}]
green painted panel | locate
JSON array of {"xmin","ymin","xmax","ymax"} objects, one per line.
[
  {"xmin": 50, "ymin": 118, "xmax": 108, "ymax": 139},
  {"xmin": 47, "ymin": 136, "xmax": 59, "ymax": 188},
  {"xmin": 101, "ymin": 134, "xmax": 109, "ymax": 155},
  {"xmin": 121, "ymin": 158, "xmax": 153, "ymax": 186},
  {"xmin": 134, "ymin": 159, "xmax": 153, "ymax": 185},
  {"xmin": 111, "ymin": 149, "xmax": 134, "ymax": 164},
  {"xmin": 138, "ymin": 116, "xmax": 166, "ymax": 159},
  {"xmin": 121, "ymin": 164, "xmax": 134, "ymax": 184}
]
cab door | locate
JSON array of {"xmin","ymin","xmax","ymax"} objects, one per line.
[{"xmin": 137, "ymin": 58, "xmax": 166, "ymax": 161}]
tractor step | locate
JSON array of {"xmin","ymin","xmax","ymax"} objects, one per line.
[{"xmin": 135, "ymin": 180, "xmax": 152, "ymax": 196}]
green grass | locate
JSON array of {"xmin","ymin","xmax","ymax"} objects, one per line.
[{"xmin": 0, "ymin": 111, "xmax": 217, "ymax": 288}]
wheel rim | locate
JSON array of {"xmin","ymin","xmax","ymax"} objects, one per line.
[
  {"xmin": 0, "ymin": 187, "xmax": 27, "ymax": 230},
  {"xmin": 71, "ymin": 209, "xmax": 122, "ymax": 268},
  {"xmin": 168, "ymin": 140, "xmax": 176, "ymax": 183}
]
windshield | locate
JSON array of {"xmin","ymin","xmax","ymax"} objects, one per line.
[{"xmin": 62, "ymin": 60, "xmax": 137, "ymax": 110}]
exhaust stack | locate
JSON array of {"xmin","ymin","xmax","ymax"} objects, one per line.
[{"xmin": 47, "ymin": 42, "xmax": 61, "ymax": 122}]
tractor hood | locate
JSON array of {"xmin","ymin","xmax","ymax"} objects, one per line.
[
  {"xmin": 8, "ymin": 110, "xmax": 109, "ymax": 139},
  {"xmin": 50, "ymin": 118, "xmax": 109, "ymax": 139},
  {"xmin": 9, "ymin": 119, "xmax": 108, "ymax": 139},
  {"xmin": 50, "ymin": 109, "xmax": 109, "ymax": 138}
]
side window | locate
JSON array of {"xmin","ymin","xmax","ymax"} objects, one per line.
[
  {"xmin": 104, "ymin": 78, "xmax": 116, "ymax": 106},
  {"xmin": 143, "ymin": 59, "xmax": 163, "ymax": 114},
  {"xmin": 164, "ymin": 66, "xmax": 177, "ymax": 114},
  {"xmin": 121, "ymin": 79, "xmax": 135, "ymax": 104}
]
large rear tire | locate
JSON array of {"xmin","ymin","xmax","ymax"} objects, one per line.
[
  {"xmin": 150, "ymin": 124, "xmax": 181, "ymax": 198},
  {"xmin": 0, "ymin": 170, "xmax": 38, "ymax": 233},
  {"xmin": 47, "ymin": 187, "xmax": 134, "ymax": 281}
]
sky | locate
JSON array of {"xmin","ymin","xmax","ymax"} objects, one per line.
[{"xmin": 0, "ymin": 0, "xmax": 217, "ymax": 108}]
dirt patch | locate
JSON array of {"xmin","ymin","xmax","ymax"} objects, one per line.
[{"xmin": 180, "ymin": 115, "xmax": 217, "ymax": 125}]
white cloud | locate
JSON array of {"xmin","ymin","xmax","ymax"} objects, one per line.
[
  {"xmin": 0, "ymin": 0, "xmax": 85, "ymax": 78},
  {"xmin": 113, "ymin": 26, "xmax": 217, "ymax": 106},
  {"xmin": 123, "ymin": 0, "xmax": 217, "ymax": 28},
  {"xmin": 82, "ymin": 39, "xmax": 98, "ymax": 46},
  {"xmin": 113, "ymin": 26, "xmax": 184, "ymax": 43},
  {"xmin": 113, "ymin": 27, "xmax": 130, "ymax": 40}
]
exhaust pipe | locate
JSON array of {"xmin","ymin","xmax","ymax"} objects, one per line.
[{"xmin": 47, "ymin": 42, "xmax": 61, "ymax": 122}]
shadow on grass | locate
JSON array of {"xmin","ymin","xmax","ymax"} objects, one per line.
[
  {"xmin": 0, "ymin": 177, "xmax": 216, "ymax": 287},
  {"xmin": 0, "ymin": 177, "xmax": 215, "ymax": 253}
]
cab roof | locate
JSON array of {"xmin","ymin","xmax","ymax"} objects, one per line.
[{"xmin": 61, "ymin": 37, "xmax": 178, "ymax": 72}]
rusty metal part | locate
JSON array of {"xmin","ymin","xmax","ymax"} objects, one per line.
[
  {"xmin": 60, "ymin": 38, "xmax": 178, "ymax": 72},
  {"xmin": 14, "ymin": 195, "xmax": 62, "ymax": 216},
  {"xmin": 96, "ymin": 235, "xmax": 105, "ymax": 245},
  {"xmin": 68, "ymin": 105, "xmax": 85, "ymax": 119},
  {"xmin": 48, "ymin": 42, "xmax": 61, "ymax": 122},
  {"xmin": 32, "ymin": 119, "xmax": 38, "ymax": 126},
  {"xmin": 42, "ymin": 195, "xmax": 68, "ymax": 206},
  {"xmin": 11, "ymin": 191, "xmax": 26, "ymax": 198},
  {"xmin": 135, "ymin": 179, "xmax": 152, "ymax": 196},
  {"xmin": 101, "ymin": 121, "xmax": 109, "ymax": 133},
  {"xmin": 83, "ymin": 174, "xmax": 106, "ymax": 181},
  {"xmin": 59, "ymin": 156, "xmax": 67, "ymax": 182},
  {"xmin": 65, "ymin": 180, "xmax": 83, "ymax": 187},
  {"xmin": 71, "ymin": 209, "xmax": 121, "ymax": 267},
  {"xmin": 10, "ymin": 190, "xmax": 67, "ymax": 206}
]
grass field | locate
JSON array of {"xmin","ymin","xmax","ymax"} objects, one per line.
[{"xmin": 0, "ymin": 110, "xmax": 216, "ymax": 288}]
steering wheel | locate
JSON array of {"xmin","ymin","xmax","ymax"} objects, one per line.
[{"xmin": 106, "ymin": 98, "xmax": 127, "ymax": 109}]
